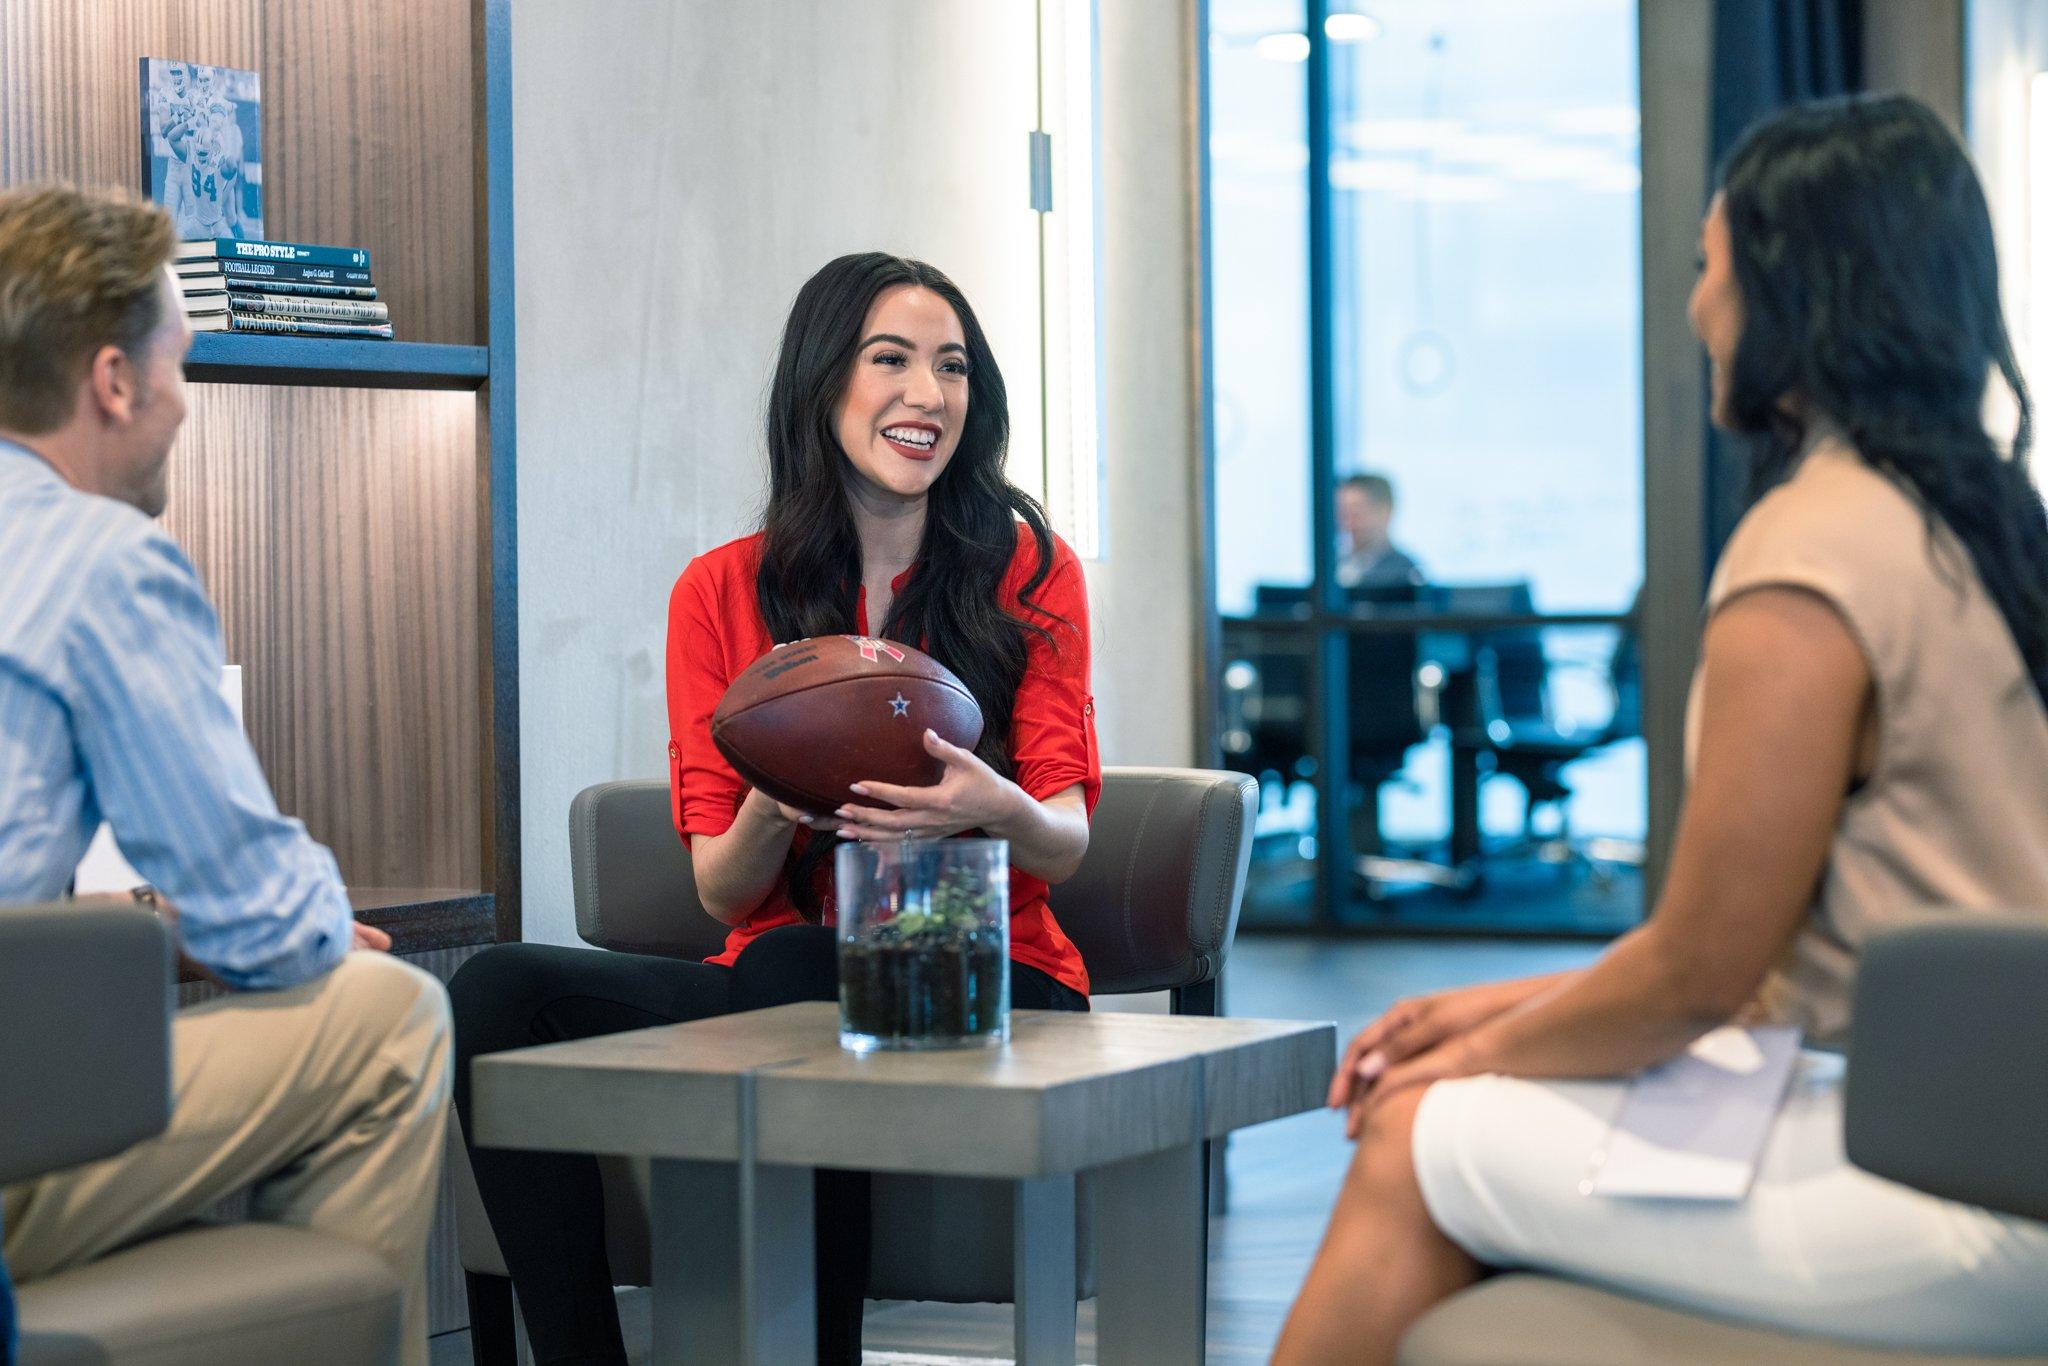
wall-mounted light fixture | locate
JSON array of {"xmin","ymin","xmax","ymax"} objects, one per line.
[
  {"xmin": 1255, "ymin": 31, "xmax": 1311, "ymax": 62},
  {"xmin": 1246, "ymin": 10, "xmax": 1378, "ymax": 63},
  {"xmin": 1036, "ymin": 0, "xmax": 1105, "ymax": 558},
  {"xmin": 1325, "ymin": 11, "xmax": 1384, "ymax": 43},
  {"xmin": 2029, "ymin": 70, "xmax": 2048, "ymax": 403}
]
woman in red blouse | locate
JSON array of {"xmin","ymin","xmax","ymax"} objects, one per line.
[{"xmin": 452, "ymin": 253, "xmax": 1099, "ymax": 1366}]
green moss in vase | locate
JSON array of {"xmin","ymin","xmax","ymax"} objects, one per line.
[{"xmin": 840, "ymin": 867, "xmax": 1006, "ymax": 1047}]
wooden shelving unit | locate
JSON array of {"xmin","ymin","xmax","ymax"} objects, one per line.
[
  {"xmin": 350, "ymin": 887, "xmax": 498, "ymax": 950},
  {"xmin": 8, "ymin": 0, "xmax": 517, "ymax": 1331},
  {"xmin": 1, "ymin": 0, "xmax": 519, "ymax": 966},
  {"xmin": 185, "ymin": 334, "xmax": 490, "ymax": 390}
]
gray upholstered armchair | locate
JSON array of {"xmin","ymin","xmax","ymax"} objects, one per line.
[
  {"xmin": 1399, "ymin": 918, "xmax": 2048, "ymax": 1366},
  {"xmin": 0, "ymin": 901, "xmax": 404, "ymax": 1365},
  {"xmin": 451, "ymin": 765, "xmax": 1257, "ymax": 1362}
]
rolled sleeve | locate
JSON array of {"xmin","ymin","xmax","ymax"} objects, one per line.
[
  {"xmin": 1008, "ymin": 541, "xmax": 1101, "ymax": 812},
  {"xmin": 667, "ymin": 563, "xmax": 749, "ymax": 838},
  {"xmin": 62, "ymin": 534, "xmax": 351, "ymax": 990}
]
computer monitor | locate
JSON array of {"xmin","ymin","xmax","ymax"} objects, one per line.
[
  {"xmin": 1253, "ymin": 583, "xmax": 1311, "ymax": 614},
  {"xmin": 1346, "ymin": 582, "xmax": 1420, "ymax": 611}
]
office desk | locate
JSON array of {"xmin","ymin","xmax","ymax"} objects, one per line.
[{"xmin": 1220, "ymin": 610, "xmax": 1633, "ymax": 870}]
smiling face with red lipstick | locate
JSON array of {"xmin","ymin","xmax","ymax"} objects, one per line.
[
  {"xmin": 832, "ymin": 283, "xmax": 970, "ymax": 502},
  {"xmin": 743, "ymin": 249, "xmax": 1084, "ymax": 937}
]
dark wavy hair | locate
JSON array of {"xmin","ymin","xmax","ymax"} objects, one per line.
[
  {"xmin": 756, "ymin": 252, "xmax": 1061, "ymax": 918},
  {"xmin": 1715, "ymin": 94, "xmax": 2048, "ymax": 712}
]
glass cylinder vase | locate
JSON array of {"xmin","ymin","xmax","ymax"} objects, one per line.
[{"xmin": 835, "ymin": 838, "xmax": 1009, "ymax": 1053}]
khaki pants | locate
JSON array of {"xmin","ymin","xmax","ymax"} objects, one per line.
[{"xmin": 3, "ymin": 951, "xmax": 451, "ymax": 1366}]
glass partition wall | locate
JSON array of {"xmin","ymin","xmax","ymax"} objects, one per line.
[{"xmin": 1209, "ymin": 0, "xmax": 1647, "ymax": 933}]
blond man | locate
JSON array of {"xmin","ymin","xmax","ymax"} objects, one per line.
[{"xmin": 0, "ymin": 184, "xmax": 450, "ymax": 1366}]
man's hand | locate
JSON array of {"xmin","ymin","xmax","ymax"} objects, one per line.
[
  {"xmin": 352, "ymin": 920, "xmax": 392, "ymax": 952},
  {"xmin": 75, "ymin": 889, "xmax": 224, "ymax": 982}
]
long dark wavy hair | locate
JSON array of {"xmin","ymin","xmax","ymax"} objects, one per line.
[
  {"xmin": 756, "ymin": 252, "xmax": 1062, "ymax": 918},
  {"xmin": 1716, "ymin": 94, "xmax": 2048, "ymax": 713}
]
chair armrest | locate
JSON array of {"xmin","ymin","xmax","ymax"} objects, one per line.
[
  {"xmin": 1843, "ymin": 918, "xmax": 2048, "ymax": 1222},
  {"xmin": 1049, "ymin": 767, "xmax": 1258, "ymax": 995},
  {"xmin": 0, "ymin": 902, "xmax": 173, "ymax": 1185},
  {"xmin": 569, "ymin": 781, "xmax": 731, "ymax": 960}
]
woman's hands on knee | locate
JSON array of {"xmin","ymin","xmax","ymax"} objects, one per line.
[
  {"xmin": 1330, "ymin": 981, "xmax": 1519, "ymax": 1107},
  {"xmin": 1329, "ymin": 975, "xmax": 1566, "ymax": 1137}
]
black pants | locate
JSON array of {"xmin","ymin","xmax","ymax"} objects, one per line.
[{"xmin": 450, "ymin": 924, "xmax": 1087, "ymax": 1366}]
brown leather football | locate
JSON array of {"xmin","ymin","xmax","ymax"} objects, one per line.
[{"xmin": 711, "ymin": 635, "xmax": 985, "ymax": 815}]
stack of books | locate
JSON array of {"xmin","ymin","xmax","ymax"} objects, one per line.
[{"xmin": 174, "ymin": 238, "xmax": 393, "ymax": 340}]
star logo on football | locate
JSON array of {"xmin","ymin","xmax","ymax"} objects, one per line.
[{"xmin": 889, "ymin": 693, "xmax": 910, "ymax": 718}]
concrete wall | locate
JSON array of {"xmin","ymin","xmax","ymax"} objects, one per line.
[
  {"xmin": 1967, "ymin": 0, "xmax": 2048, "ymax": 402},
  {"xmin": 1864, "ymin": 0, "xmax": 1965, "ymax": 133},
  {"xmin": 1089, "ymin": 0, "xmax": 1203, "ymax": 773},
  {"xmin": 511, "ymin": 1, "xmax": 1202, "ymax": 944}
]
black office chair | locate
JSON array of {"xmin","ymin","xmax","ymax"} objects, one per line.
[
  {"xmin": 1347, "ymin": 612, "xmax": 1424, "ymax": 836},
  {"xmin": 1222, "ymin": 583, "xmax": 1454, "ymax": 896},
  {"xmin": 1218, "ymin": 639, "xmax": 1314, "ymax": 790},
  {"xmin": 1344, "ymin": 584, "xmax": 1464, "ymax": 894},
  {"xmin": 1220, "ymin": 582, "xmax": 1330, "ymax": 797},
  {"xmin": 1477, "ymin": 619, "xmax": 1643, "ymax": 884},
  {"xmin": 1252, "ymin": 582, "xmax": 1312, "ymax": 616}
]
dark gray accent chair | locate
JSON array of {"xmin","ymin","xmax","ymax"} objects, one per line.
[
  {"xmin": 1399, "ymin": 918, "xmax": 2048, "ymax": 1365},
  {"xmin": 1, "ymin": 901, "xmax": 404, "ymax": 1365},
  {"xmin": 452, "ymin": 766, "xmax": 1257, "ymax": 1362}
]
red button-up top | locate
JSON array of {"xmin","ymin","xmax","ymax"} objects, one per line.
[{"xmin": 665, "ymin": 526, "xmax": 1099, "ymax": 996}]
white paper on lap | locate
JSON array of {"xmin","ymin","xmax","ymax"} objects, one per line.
[
  {"xmin": 1584, "ymin": 1024, "xmax": 1803, "ymax": 1201},
  {"xmin": 73, "ymin": 665, "xmax": 243, "ymax": 894}
]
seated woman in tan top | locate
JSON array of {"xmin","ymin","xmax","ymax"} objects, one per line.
[{"xmin": 1276, "ymin": 94, "xmax": 2048, "ymax": 1365}]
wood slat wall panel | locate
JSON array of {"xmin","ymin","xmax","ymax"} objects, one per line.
[
  {"xmin": 0, "ymin": 0, "xmax": 476, "ymax": 344},
  {"xmin": 261, "ymin": 0, "xmax": 477, "ymax": 345},
  {"xmin": 166, "ymin": 385, "xmax": 483, "ymax": 890},
  {"xmin": 0, "ymin": 0, "xmax": 261, "ymax": 189},
  {"xmin": 266, "ymin": 385, "xmax": 483, "ymax": 886},
  {"xmin": 14, "ymin": 0, "xmax": 503, "ymax": 1325},
  {"xmin": 157, "ymin": 385, "xmax": 274, "ymax": 658}
]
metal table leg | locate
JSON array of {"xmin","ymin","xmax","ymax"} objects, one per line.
[
  {"xmin": 650, "ymin": 1156, "xmax": 815, "ymax": 1365},
  {"xmin": 1095, "ymin": 1141, "xmax": 1207, "ymax": 1365},
  {"xmin": 1012, "ymin": 1173, "xmax": 1078, "ymax": 1366}
]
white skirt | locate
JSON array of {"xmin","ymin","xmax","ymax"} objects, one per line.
[{"xmin": 1412, "ymin": 1051, "xmax": 2048, "ymax": 1353}]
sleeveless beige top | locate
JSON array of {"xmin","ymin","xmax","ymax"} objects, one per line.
[{"xmin": 1687, "ymin": 430, "xmax": 2048, "ymax": 1046}]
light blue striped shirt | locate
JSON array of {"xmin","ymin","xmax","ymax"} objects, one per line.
[{"xmin": 0, "ymin": 440, "xmax": 351, "ymax": 990}]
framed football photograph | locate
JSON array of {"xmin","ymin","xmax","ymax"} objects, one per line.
[{"xmin": 140, "ymin": 57, "xmax": 264, "ymax": 240}]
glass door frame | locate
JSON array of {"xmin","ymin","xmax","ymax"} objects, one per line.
[{"xmin": 1200, "ymin": 0, "xmax": 1646, "ymax": 932}]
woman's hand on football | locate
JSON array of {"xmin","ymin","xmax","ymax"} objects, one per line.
[
  {"xmin": 740, "ymin": 786, "xmax": 843, "ymax": 835},
  {"xmin": 834, "ymin": 730, "xmax": 1022, "ymax": 842}
]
